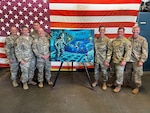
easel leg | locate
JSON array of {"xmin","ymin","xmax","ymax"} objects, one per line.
[
  {"xmin": 72, "ymin": 62, "xmax": 73, "ymax": 72},
  {"xmin": 83, "ymin": 63, "xmax": 94, "ymax": 88},
  {"xmin": 52, "ymin": 62, "xmax": 63, "ymax": 88}
]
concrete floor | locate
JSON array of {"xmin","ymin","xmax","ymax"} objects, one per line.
[{"xmin": 0, "ymin": 68, "xmax": 150, "ymax": 113}]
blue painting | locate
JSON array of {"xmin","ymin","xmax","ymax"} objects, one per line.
[{"xmin": 50, "ymin": 29, "xmax": 94, "ymax": 62}]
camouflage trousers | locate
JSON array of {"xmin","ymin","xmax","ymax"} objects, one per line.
[
  {"xmin": 9, "ymin": 58, "xmax": 19, "ymax": 81},
  {"xmin": 94, "ymin": 62, "xmax": 108, "ymax": 81},
  {"xmin": 20, "ymin": 59, "xmax": 35, "ymax": 83},
  {"xmin": 36, "ymin": 58, "xmax": 51, "ymax": 82},
  {"xmin": 133, "ymin": 62, "xmax": 143, "ymax": 87},
  {"xmin": 114, "ymin": 63, "xmax": 125, "ymax": 85},
  {"xmin": 126, "ymin": 62, "xmax": 143, "ymax": 87}
]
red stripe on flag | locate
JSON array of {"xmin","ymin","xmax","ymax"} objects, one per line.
[
  {"xmin": 51, "ymin": 66, "xmax": 75, "ymax": 69},
  {"xmin": 51, "ymin": 22, "xmax": 135, "ymax": 28},
  {"xmin": 0, "ymin": 64, "xmax": 9, "ymax": 67},
  {"xmin": 50, "ymin": 0, "xmax": 141, "ymax": 4},
  {"xmin": 0, "ymin": 43, "xmax": 5, "ymax": 48},
  {"xmin": 50, "ymin": 10, "xmax": 138, "ymax": 16},
  {"xmin": 0, "ymin": 53, "xmax": 7, "ymax": 58}
]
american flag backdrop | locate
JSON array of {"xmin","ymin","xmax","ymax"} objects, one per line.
[
  {"xmin": 50, "ymin": 0, "xmax": 141, "ymax": 69},
  {"xmin": 50, "ymin": 0, "xmax": 141, "ymax": 38},
  {"xmin": 0, "ymin": 0, "xmax": 141, "ymax": 69}
]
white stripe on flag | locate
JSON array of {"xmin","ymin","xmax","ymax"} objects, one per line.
[
  {"xmin": 51, "ymin": 62, "xmax": 94, "ymax": 66},
  {"xmin": 0, "ymin": 58, "xmax": 9, "ymax": 64},
  {"xmin": 50, "ymin": 27, "xmax": 133, "ymax": 34},
  {"xmin": 50, "ymin": 16, "xmax": 137, "ymax": 23},
  {"xmin": 0, "ymin": 36, "xmax": 6, "ymax": 43},
  {"xmin": 50, "ymin": 3, "xmax": 140, "ymax": 11},
  {"xmin": 0, "ymin": 48, "xmax": 6, "ymax": 54}
]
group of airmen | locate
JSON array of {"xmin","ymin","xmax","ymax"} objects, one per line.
[
  {"xmin": 5, "ymin": 22, "xmax": 53, "ymax": 90},
  {"xmin": 93, "ymin": 26, "xmax": 148, "ymax": 94},
  {"xmin": 5, "ymin": 23, "xmax": 148, "ymax": 94}
]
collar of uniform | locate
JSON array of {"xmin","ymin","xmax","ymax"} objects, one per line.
[
  {"xmin": 131, "ymin": 35, "xmax": 140, "ymax": 40},
  {"xmin": 116, "ymin": 36, "xmax": 125, "ymax": 40},
  {"xmin": 97, "ymin": 35, "xmax": 105, "ymax": 40}
]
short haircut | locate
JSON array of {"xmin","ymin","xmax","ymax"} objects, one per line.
[
  {"xmin": 33, "ymin": 21, "xmax": 40, "ymax": 24},
  {"xmin": 118, "ymin": 27, "xmax": 125, "ymax": 32},
  {"xmin": 99, "ymin": 26, "xmax": 105, "ymax": 31},
  {"xmin": 132, "ymin": 25, "xmax": 140, "ymax": 30},
  {"xmin": 21, "ymin": 26, "xmax": 28, "ymax": 30}
]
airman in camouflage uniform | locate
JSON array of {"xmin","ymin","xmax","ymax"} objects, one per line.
[
  {"xmin": 30, "ymin": 22, "xmax": 50, "ymax": 77},
  {"xmin": 110, "ymin": 27, "xmax": 132, "ymax": 93},
  {"xmin": 5, "ymin": 26, "xmax": 19, "ymax": 87},
  {"xmin": 32, "ymin": 28, "xmax": 53, "ymax": 88},
  {"xmin": 15, "ymin": 26, "xmax": 36, "ymax": 90},
  {"xmin": 92, "ymin": 26, "xmax": 111, "ymax": 90},
  {"xmin": 128, "ymin": 26, "xmax": 148, "ymax": 94},
  {"xmin": 30, "ymin": 22, "xmax": 50, "ymax": 40}
]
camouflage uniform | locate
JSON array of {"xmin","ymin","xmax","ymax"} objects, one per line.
[
  {"xmin": 32, "ymin": 36, "xmax": 51, "ymax": 83},
  {"xmin": 111, "ymin": 37, "xmax": 131, "ymax": 85},
  {"xmin": 5, "ymin": 34, "xmax": 19, "ymax": 81},
  {"xmin": 128, "ymin": 35, "xmax": 148, "ymax": 87},
  {"xmin": 30, "ymin": 30, "xmax": 50, "ymax": 40},
  {"xmin": 94, "ymin": 36, "xmax": 111, "ymax": 82},
  {"xmin": 30, "ymin": 30, "xmax": 50, "ymax": 75},
  {"xmin": 15, "ymin": 36, "xmax": 35, "ymax": 84}
]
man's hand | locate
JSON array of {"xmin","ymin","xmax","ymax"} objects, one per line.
[
  {"xmin": 42, "ymin": 54, "xmax": 49, "ymax": 59},
  {"xmin": 20, "ymin": 60, "xmax": 26, "ymax": 65},
  {"xmin": 104, "ymin": 61, "xmax": 110, "ymax": 67},
  {"xmin": 120, "ymin": 61, "xmax": 126, "ymax": 66},
  {"xmin": 138, "ymin": 61, "xmax": 143, "ymax": 67}
]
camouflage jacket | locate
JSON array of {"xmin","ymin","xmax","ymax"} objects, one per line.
[
  {"xmin": 15, "ymin": 35, "xmax": 35, "ymax": 62},
  {"xmin": 94, "ymin": 36, "xmax": 111, "ymax": 63},
  {"xmin": 5, "ymin": 34, "xmax": 18, "ymax": 59},
  {"xmin": 128, "ymin": 35, "xmax": 148, "ymax": 63},
  {"xmin": 111, "ymin": 37, "xmax": 132, "ymax": 64},
  {"xmin": 30, "ymin": 30, "xmax": 50, "ymax": 40},
  {"xmin": 32, "ymin": 36, "xmax": 50, "ymax": 58}
]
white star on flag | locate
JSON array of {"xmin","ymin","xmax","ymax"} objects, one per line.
[
  {"xmin": 13, "ymin": 6, "xmax": 17, "ymax": 10},
  {"xmin": 6, "ymin": 23, "xmax": 10, "ymax": 27},
  {"xmin": 39, "ymin": 12, "xmax": 43, "ymax": 16},
  {"xmin": 17, "ymin": 2, "xmax": 22, "ymax": 7},
  {"xmin": 23, "ymin": 7, "xmax": 27, "ymax": 11},
  {"xmin": 28, "ymin": 3, "xmax": 32, "ymax": 7},
  {"xmin": 3, "ymin": 5, "xmax": 7, "ymax": 10}
]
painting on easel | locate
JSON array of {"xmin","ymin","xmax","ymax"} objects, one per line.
[{"xmin": 50, "ymin": 29, "xmax": 94, "ymax": 62}]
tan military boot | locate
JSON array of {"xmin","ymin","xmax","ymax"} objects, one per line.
[
  {"xmin": 113, "ymin": 85, "xmax": 121, "ymax": 93},
  {"xmin": 28, "ymin": 80, "xmax": 37, "ymax": 85},
  {"xmin": 38, "ymin": 82, "xmax": 43, "ymax": 88},
  {"xmin": 23, "ymin": 82, "xmax": 29, "ymax": 90},
  {"xmin": 12, "ymin": 80, "xmax": 19, "ymax": 87},
  {"xmin": 48, "ymin": 81, "xmax": 53, "ymax": 86},
  {"xmin": 92, "ymin": 80, "xmax": 98, "ymax": 87},
  {"xmin": 102, "ymin": 82, "xmax": 107, "ymax": 91},
  {"xmin": 132, "ymin": 87, "xmax": 139, "ymax": 94}
]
